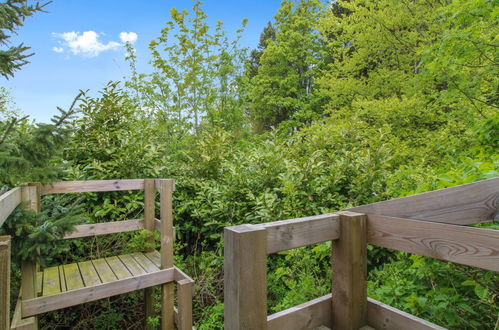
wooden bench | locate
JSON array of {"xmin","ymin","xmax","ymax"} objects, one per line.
[{"xmin": 11, "ymin": 179, "xmax": 193, "ymax": 330}]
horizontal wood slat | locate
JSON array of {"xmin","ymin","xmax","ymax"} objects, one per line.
[
  {"xmin": 266, "ymin": 295, "xmax": 444, "ymax": 330},
  {"xmin": 267, "ymin": 294, "xmax": 332, "ymax": 330},
  {"xmin": 92, "ymin": 258, "xmax": 117, "ymax": 283},
  {"xmin": 368, "ymin": 298, "xmax": 445, "ymax": 330},
  {"xmin": 63, "ymin": 219, "xmax": 145, "ymax": 239},
  {"xmin": 0, "ymin": 187, "xmax": 21, "ymax": 226},
  {"xmin": 22, "ymin": 267, "xmax": 175, "ymax": 317},
  {"xmin": 10, "ymin": 293, "xmax": 36, "ymax": 330},
  {"xmin": 106, "ymin": 256, "xmax": 132, "ymax": 280},
  {"xmin": 42, "ymin": 266, "xmax": 60, "ymax": 296},
  {"xmin": 263, "ymin": 213, "xmax": 340, "ymax": 254},
  {"xmin": 40, "ymin": 179, "xmax": 146, "ymax": 194},
  {"xmin": 367, "ymin": 215, "xmax": 499, "ymax": 272},
  {"xmin": 350, "ymin": 178, "xmax": 499, "ymax": 225}
]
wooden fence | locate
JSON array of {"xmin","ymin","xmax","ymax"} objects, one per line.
[
  {"xmin": 1, "ymin": 178, "xmax": 498, "ymax": 329},
  {"xmin": 0, "ymin": 179, "xmax": 193, "ymax": 330},
  {"xmin": 224, "ymin": 178, "xmax": 499, "ymax": 329}
]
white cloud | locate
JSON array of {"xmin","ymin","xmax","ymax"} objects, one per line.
[
  {"xmin": 119, "ymin": 32, "xmax": 137, "ymax": 44},
  {"xmin": 52, "ymin": 30, "xmax": 137, "ymax": 57}
]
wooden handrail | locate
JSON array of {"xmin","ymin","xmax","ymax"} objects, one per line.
[
  {"xmin": 224, "ymin": 177, "xmax": 499, "ymax": 329},
  {"xmin": 262, "ymin": 213, "xmax": 339, "ymax": 254},
  {"xmin": 40, "ymin": 179, "xmax": 146, "ymax": 194},
  {"xmin": 368, "ymin": 214, "xmax": 499, "ymax": 272},
  {"xmin": 39, "ymin": 178, "xmax": 175, "ymax": 195},
  {"xmin": 349, "ymin": 177, "xmax": 499, "ymax": 225},
  {"xmin": 0, "ymin": 187, "xmax": 22, "ymax": 226},
  {"xmin": 62, "ymin": 219, "xmax": 146, "ymax": 239}
]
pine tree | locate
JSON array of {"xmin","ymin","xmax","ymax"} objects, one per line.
[
  {"xmin": 247, "ymin": 21, "xmax": 276, "ymax": 79},
  {"xmin": 0, "ymin": 91, "xmax": 81, "ymax": 187},
  {"xmin": 0, "ymin": 0, "xmax": 50, "ymax": 78},
  {"xmin": 248, "ymin": 0, "xmax": 327, "ymax": 132}
]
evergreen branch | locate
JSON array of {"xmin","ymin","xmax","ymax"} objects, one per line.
[{"xmin": 0, "ymin": 114, "xmax": 28, "ymax": 145}]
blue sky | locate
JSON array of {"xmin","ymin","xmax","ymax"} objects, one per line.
[{"xmin": 3, "ymin": 0, "xmax": 281, "ymax": 122}]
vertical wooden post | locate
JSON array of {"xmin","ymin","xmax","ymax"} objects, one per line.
[
  {"xmin": 143, "ymin": 179, "xmax": 156, "ymax": 329},
  {"xmin": 224, "ymin": 224, "xmax": 267, "ymax": 330},
  {"xmin": 0, "ymin": 236, "xmax": 11, "ymax": 330},
  {"xmin": 159, "ymin": 179, "xmax": 175, "ymax": 330},
  {"xmin": 332, "ymin": 211, "xmax": 367, "ymax": 330},
  {"xmin": 19, "ymin": 184, "xmax": 40, "ymax": 329},
  {"xmin": 177, "ymin": 279, "xmax": 193, "ymax": 330}
]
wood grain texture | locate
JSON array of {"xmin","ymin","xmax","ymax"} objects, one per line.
[
  {"xmin": 40, "ymin": 179, "xmax": 145, "ymax": 195},
  {"xmin": 367, "ymin": 298, "xmax": 445, "ymax": 330},
  {"xmin": 267, "ymin": 294, "xmax": 332, "ymax": 330},
  {"xmin": 177, "ymin": 279, "xmax": 193, "ymax": 330},
  {"xmin": 92, "ymin": 259, "xmax": 117, "ymax": 283},
  {"xmin": 78, "ymin": 261, "xmax": 101, "ymax": 287},
  {"xmin": 159, "ymin": 179, "xmax": 175, "ymax": 330},
  {"xmin": 131, "ymin": 253, "xmax": 159, "ymax": 273},
  {"xmin": 224, "ymin": 224, "xmax": 268, "ymax": 330},
  {"xmin": 173, "ymin": 266, "xmax": 193, "ymax": 283},
  {"xmin": 22, "ymin": 267, "xmax": 175, "ymax": 317},
  {"xmin": 350, "ymin": 178, "xmax": 499, "ymax": 225},
  {"xmin": 367, "ymin": 215, "xmax": 499, "ymax": 272},
  {"xmin": 144, "ymin": 179, "xmax": 156, "ymax": 249},
  {"xmin": 63, "ymin": 263, "xmax": 84, "ymax": 291},
  {"xmin": 0, "ymin": 187, "xmax": 21, "ymax": 226},
  {"xmin": 144, "ymin": 250, "xmax": 161, "ymax": 268},
  {"xmin": 0, "ymin": 236, "xmax": 11, "ymax": 330},
  {"xmin": 144, "ymin": 179, "xmax": 156, "ymax": 329},
  {"xmin": 20, "ymin": 184, "xmax": 39, "ymax": 323},
  {"xmin": 106, "ymin": 256, "xmax": 132, "ymax": 280},
  {"xmin": 155, "ymin": 179, "xmax": 176, "ymax": 192},
  {"xmin": 10, "ymin": 293, "xmax": 37, "ymax": 330},
  {"xmin": 332, "ymin": 212, "xmax": 367, "ymax": 330},
  {"xmin": 63, "ymin": 219, "xmax": 145, "ymax": 239},
  {"xmin": 118, "ymin": 254, "xmax": 146, "ymax": 276},
  {"xmin": 41, "ymin": 266, "xmax": 60, "ymax": 296},
  {"xmin": 263, "ymin": 213, "xmax": 340, "ymax": 254}
]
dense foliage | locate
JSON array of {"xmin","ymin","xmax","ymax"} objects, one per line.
[{"xmin": 1, "ymin": 0, "xmax": 498, "ymax": 329}]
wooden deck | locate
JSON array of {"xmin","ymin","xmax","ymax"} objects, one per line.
[{"xmin": 36, "ymin": 250, "xmax": 164, "ymax": 297}]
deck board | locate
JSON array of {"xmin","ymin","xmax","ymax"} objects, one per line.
[
  {"xmin": 42, "ymin": 267, "xmax": 60, "ymax": 296},
  {"xmin": 38, "ymin": 251, "xmax": 162, "ymax": 297},
  {"xmin": 131, "ymin": 252, "xmax": 160, "ymax": 273},
  {"xmin": 118, "ymin": 254, "xmax": 147, "ymax": 276},
  {"xmin": 144, "ymin": 250, "xmax": 161, "ymax": 268},
  {"xmin": 63, "ymin": 263, "xmax": 84, "ymax": 291},
  {"xmin": 79, "ymin": 261, "xmax": 101, "ymax": 286},
  {"xmin": 92, "ymin": 258, "xmax": 117, "ymax": 283},
  {"xmin": 106, "ymin": 256, "xmax": 132, "ymax": 280},
  {"xmin": 59, "ymin": 266, "xmax": 67, "ymax": 291}
]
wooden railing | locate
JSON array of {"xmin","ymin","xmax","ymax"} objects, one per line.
[
  {"xmin": 0, "ymin": 187, "xmax": 22, "ymax": 330},
  {"xmin": 224, "ymin": 178, "xmax": 499, "ymax": 330},
  {"xmin": 0, "ymin": 179, "xmax": 193, "ymax": 330},
  {"xmin": 2, "ymin": 178, "xmax": 498, "ymax": 329}
]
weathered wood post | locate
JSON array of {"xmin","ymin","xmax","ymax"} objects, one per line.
[
  {"xmin": 332, "ymin": 211, "xmax": 367, "ymax": 330},
  {"xmin": 177, "ymin": 278, "xmax": 193, "ymax": 330},
  {"xmin": 224, "ymin": 224, "xmax": 267, "ymax": 330},
  {"xmin": 0, "ymin": 236, "xmax": 11, "ymax": 330},
  {"xmin": 160, "ymin": 179, "xmax": 175, "ymax": 330},
  {"xmin": 19, "ymin": 183, "xmax": 41, "ymax": 330},
  {"xmin": 143, "ymin": 179, "xmax": 156, "ymax": 329}
]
